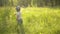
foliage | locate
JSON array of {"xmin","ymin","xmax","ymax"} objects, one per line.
[{"xmin": 0, "ymin": 0, "xmax": 60, "ymax": 7}]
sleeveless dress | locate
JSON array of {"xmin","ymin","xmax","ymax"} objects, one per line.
[{"xmin": 16, "ymin": 11, "xmax": 23, "ymax": 24}]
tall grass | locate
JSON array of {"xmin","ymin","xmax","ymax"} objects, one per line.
[{"xmin": 0, "ymin": 7, "xmax": 60, "ymax": 34}]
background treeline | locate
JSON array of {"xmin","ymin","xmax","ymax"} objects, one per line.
[{"xmin": 0, "ymin": 0, "xmax": 60, "ymax": 7}]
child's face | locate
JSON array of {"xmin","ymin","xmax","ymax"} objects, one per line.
[{"xmin": 16, "ymin": 6, "xmax": 20, "ymax": 12}]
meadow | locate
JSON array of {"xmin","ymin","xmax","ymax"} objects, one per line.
[{"xmin": 0, "ymin": 7, "xmax": 60, "ymax": 34}]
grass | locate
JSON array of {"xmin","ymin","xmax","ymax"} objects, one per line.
[{"xmin": 0, "ymin": 7, "xmax": 60, "ymax": 34}]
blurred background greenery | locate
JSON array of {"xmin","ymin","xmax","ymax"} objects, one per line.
[
  {"xmin": 0, "ymin": 0, "xmax": 60, "ymax": 7},
  {"xmin": 0, "ymin": 0, "xmax": 60, "ymax": 34}
]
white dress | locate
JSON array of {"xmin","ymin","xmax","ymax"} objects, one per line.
[{"xmin": 16, "ymin": 11, "xmax": 22, "ymax": 20}]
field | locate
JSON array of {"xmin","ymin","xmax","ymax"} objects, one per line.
[{"xmin": 0, "ymin": 7, "xmax": 60, "ymax": 34}]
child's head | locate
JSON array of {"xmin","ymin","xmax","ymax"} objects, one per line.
[{"xmin": 16, "ymin": 6, "xmax": 20, "ymax": 12}]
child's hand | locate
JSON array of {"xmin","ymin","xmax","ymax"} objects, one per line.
[{"xmin": 14, "ymin": 12, "xmax": 16, "ymax": 16}]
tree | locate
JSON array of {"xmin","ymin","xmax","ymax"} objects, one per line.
[{"xmin": 0, "ymin": 0, "xmax": 9, "ymax": 6}]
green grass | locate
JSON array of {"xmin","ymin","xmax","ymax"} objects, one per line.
[{"xmin": 0, "ymin": 7, "xmax": 60, "ymax": 34}]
